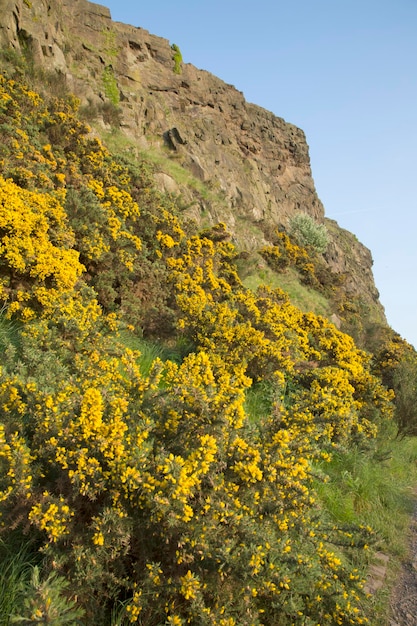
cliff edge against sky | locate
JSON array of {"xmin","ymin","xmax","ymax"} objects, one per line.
[{"xmin": 0, "ymin": 0, "xmax": 385, "ymax": 327}]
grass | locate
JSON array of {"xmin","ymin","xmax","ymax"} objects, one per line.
[
  {"xmin": 243, "ymin": 377, "xmax": 417, "ymax": 625},
  {"xmin": 110, "ymin": 600, "xmax": 131, "ymax": 626},
  {"xmin": 0, "ymin": 307, "xmax": 22, "ymax": 355},
  {"xmin": 244, "ymin": 373, "xmax": 417, "ymax": 623},
  {"xmin": 315, "ymin": 429, "xmax": 417, "ymax": 555},
  {"xmin": 117, "ymin": 330, "xmax": 195, "ymax": 375},
  {"xmin": 100, "ymin": 129, "xmax": 140, "ymax": 157},
  {"xmin": 0, "ymin": 537, "xmax": 39, "ymax": 625},
  {"xmin": 116, "ymin": 330, "xmax": 166, "ymax": 376},
  {"xmin": 244, "ymin": 381, "xmax": 275, "ymax": 422},
  {"xmin": 240, "ymin": 262, "xmax": 331, "ymax": 317},
  {"xmin": 98, "ymin": 128, "xmax": 226, "ymax": 209},
  {"xmin": 138, "ymin": 146, "xmax": 228, "ymax": 208},
  {"xmin": 313, "ymin": 422, "xmax": 417, "ymax": 625},
  {"xmin": 142, "ymin": 147, "xmax": 208, "ymax": 193}
]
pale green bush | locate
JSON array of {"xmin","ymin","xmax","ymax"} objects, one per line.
[{"xmin": 289, "ymin": 212, "xmax": 329, "ymax": 253}]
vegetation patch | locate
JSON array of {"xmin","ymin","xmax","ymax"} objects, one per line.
[
  {"xmin": 102, "ymin": 65, "xmax": 120, "ymax": 105},
  {"xmin": 241, "ymin": 262, "xmax": 331, "ymax": 317},
  {"xmin": 171, "ymin": 43, "xmax": 183, "ymax": 74},
  {"xmin": 1, "ymin": 61, "xmax": 417, "ymax": 626},
  {"xmin": 289, "ymin": 211, "xmax": 330, "ymax": 253}
]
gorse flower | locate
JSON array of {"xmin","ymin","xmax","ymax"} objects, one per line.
[{"xmin": 0, "ymin": 69, "xmax": 395, "ymax": 624}]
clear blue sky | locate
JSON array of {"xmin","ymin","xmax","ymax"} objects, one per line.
[{"xmin": 104, "ymin": 0, "xmax": 417, "ymax": 349}]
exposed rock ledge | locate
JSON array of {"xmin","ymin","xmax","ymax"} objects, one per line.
[{"xmin": 0, "ymin": 0, "xmax": 386, "ymax": 322}]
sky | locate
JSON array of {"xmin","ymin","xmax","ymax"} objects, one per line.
[{"xmin": 104, "ymin": 0, "xmax": 417, "ymax": 349}]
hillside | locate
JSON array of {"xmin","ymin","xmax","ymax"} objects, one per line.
[
  {"xmin": 1, "ymin": 1, "xmax": 417, "ymax": 625},
  {"xmin": 0, "ymin": 0, "xmax": 387, "ymax": 344}
]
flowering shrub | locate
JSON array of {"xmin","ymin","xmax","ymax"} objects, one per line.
[
  {"xmin": 0, "ymin": 69, "xmax": 397, "ymax": 625},
  {"xmin": 0, "ymin": 176, "xmax": 83, "ymax": 318},
  {"xmin": 0, "ymin": 319, "xmax": 374, "ymax": 624},
  {"xmin": 0, "ymin": 70, "xmax": 188, "ymax": 333}
]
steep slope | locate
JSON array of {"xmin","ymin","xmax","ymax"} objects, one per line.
[
  {"xmin": 3, "ymin": 9, "xmax": 417, "ymax": 625},
  {"xmin": 0, "ymin": 0, "xmax": 386, "ymax": 329}
]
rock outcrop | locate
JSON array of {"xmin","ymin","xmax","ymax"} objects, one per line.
[{"xmin": 0, "ymin": 0, "xmax": 385, "ymax": 320}]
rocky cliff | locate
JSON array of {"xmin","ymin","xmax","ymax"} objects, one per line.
[{"xmin": 0, "ymin": 0, "xmax": 385, "ymax": 323}]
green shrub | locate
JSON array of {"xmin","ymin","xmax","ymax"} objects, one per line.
[
  {"xmin": 391, "ymin": 353, "xmax": 417, "ymax": 436},
  {"xmin": 289, "ymin": 212, "xmax": 329, "ymax": 253},
  {"xmin": 1, "ymin": 65, "xmax": 414, "ymax": 626},
  {"xmin": 374, "ymin": 336, "xmax": 417, "ymax": 437},
  {"xmin": 10, "ymin": 566, "xmax": 84, "ymax": 625},
  {"xmin": 171, "ymin": 44, "xmax": 183, "ymax": 75}
]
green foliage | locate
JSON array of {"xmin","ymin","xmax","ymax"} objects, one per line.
[
  {"xmin": 101, "ymin": 29, "xmax": 119, "ymax": 60},
  {"xmin": 244, "ymin": 380, "xmax": 276, "ymax": 421},
  {"xmin": 391, "ymin": 354, "xmax": 417, "ymax": 436},
  {"xmin": 0, "ymin": 538, "xmax": 38, "ymax": 626},
  {"xmin": 241, "ymin": 262, "xmax": 331, "ymax": 317},
  {"xmin": 374, "ymin": 334, "xmax": 417, "ymax": 436},
  {"xmin": 171, "ymin": 43, "xmax": 183, "ymax": 74},
  {"xmin": 10, "ymin": 566, "xmax": 84, "ymax": 624},
  {"xmin": 102, "ymin": 65, "xmax": 120, "ymax": 105},
  {"xmin": 0, "ymin": 48, "xmax": 29, "ymax": 77},
  {"xmin": 0, "ymin": 305, "xmax": 21, "ymax": 354},
  {"xmin": 315, "ymin": 435, "xmax": 417, "ymax": 550},
  {"xmin": 289, "ymin": 211, "xmax": 330, "ymax": 253},
  {"xmin": 314, "ymin": 427, "xmax": 417, "ymax": 623}
]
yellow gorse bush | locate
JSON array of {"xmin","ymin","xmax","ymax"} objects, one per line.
[
  {"xmin": 0, "ymin": 176, "xmax": 83, "ymax": 317},
  {"xmin": 0, "ymin": 311, "xmax": 379, "ymax": 623},
  {"xmin": 0, "ymin": 69, "xmax": 395, "ymax": 624}
]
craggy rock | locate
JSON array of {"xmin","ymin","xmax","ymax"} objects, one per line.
[{"xmin": 0, "ymin": 0, "xmax": 385, "ymax": 320}]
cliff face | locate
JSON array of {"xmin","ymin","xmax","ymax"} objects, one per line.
[{"xmin": 0, "ymin": 0, "xmax": 385, "ymax": 319}]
